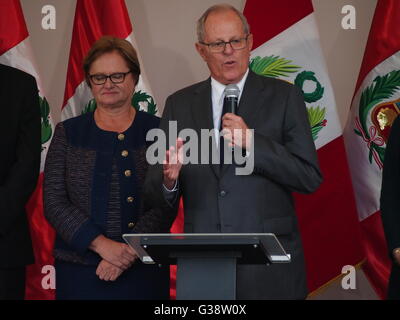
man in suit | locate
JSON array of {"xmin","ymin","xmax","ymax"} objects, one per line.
[
  {"xmin": 146, "ymin": 4, "xmax": 322, "ymax": 299},
  {"xmin": 0, "ymin": 64, "xmax": 41, "ymax": 299},
  {"xmin": 380, "ymin": 116, "xmax": 400, "ymax": 300}
]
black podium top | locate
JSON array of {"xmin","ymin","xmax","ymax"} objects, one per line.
[{"xmin": 123, "ymin": 233, "xmax": 290, "ymax": 265}]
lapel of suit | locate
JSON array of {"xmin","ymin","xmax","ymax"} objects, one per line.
[
  {"xmin": 220, "ymin": 70, "xmax": 266, "ymax": 177},
  {"xmin": 237, "ymin": 70, "xmax": 266, "ymax": 127},
  {"xmin": 190, "ymin": 78, "xmax": 221, "ymax": 179}
]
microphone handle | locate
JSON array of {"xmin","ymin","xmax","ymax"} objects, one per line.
[{"xmin": 226, "ymin": 96, "xmax": 238, "ymax": 114}]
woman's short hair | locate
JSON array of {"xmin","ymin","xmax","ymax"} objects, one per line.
[
  {"xmin": 83, "ymin": 36, "xmax": 141, "ymax": 87},
  {"xmin": 196, "ymin": 4, "xmax": 250, "ymax": 42}
]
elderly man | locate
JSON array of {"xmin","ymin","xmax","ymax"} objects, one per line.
[{"xmin": 146, "ymin": 4, "xmax": 322, "ymax": 299}]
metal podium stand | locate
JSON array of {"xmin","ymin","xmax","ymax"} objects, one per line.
[{"xmin": 123, "ymin": 233, "xmax": 290, "ymax": 300}]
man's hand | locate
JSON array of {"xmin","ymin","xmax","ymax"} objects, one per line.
[
  {"xmin": 96, "ymin": 259, "xmax": 124, "ymax": 281},
  {"xmin": 393, "ymin": 248, "xmax": 400, "ymax": 266},
  {"xmin": 163, "ymin": 138, "xmax": 184, "ymax": 189},
  {"xmin": 90, "ymin": 235, "xmax": 137, "ymax": 270},
  {"xmin": 221, "ymin": 113, "xmax": 253, "ymax": 150}
]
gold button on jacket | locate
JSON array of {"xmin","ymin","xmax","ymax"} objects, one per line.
[
  {"xmin": 124, "ymin": 170, "xmax": 132, "ymax": 177},
  {"xmin": 121, "ymin": 150, "xmax": 129, "ymax": 157}
]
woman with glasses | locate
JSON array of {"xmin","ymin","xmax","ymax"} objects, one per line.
[{"xmin": 43, "ymin": 36, "xmax": 174, "ymax": 300}]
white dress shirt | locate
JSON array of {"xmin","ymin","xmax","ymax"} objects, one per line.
[{"xmin": 211, "ymin": 68, "xmax": 249, "ymax": 146}]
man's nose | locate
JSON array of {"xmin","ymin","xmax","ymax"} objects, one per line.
[{"xmin": 223, "ymin": 42, "xmax": 234, "ymax": 54}]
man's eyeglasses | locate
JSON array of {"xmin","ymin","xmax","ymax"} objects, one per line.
[
  {"xmin": 89, "ymin": 71, "xmax": 131, "ymax": 85},
  {"xmin": 200, "ymin": 35, "xmax": 249, "ymax": 53}
]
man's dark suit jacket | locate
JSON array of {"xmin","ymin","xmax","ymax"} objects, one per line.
[
  {"xmin": 380, "ymin": 116, "xmax": 400, "ymax": 299},
  {"xmin": 146, "ymin": 70, "xmax": 322, "ymax": 299},
  {"xmin": 0, "ymin": 64, "xmax": 41, "ymax": 268}
]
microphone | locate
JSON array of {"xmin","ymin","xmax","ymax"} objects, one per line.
[{"xmin": 223, "ymin": 84, "xmax": 240, "ymax": 115}]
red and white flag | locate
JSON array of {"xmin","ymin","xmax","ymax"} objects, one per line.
[
  {"xmin": 343, "ymin": 0, "xmax": 400, "ymax": 298},
  {"xmin": 244, "ymin": 0, "xmax": 364, "ymax": 294},
  {"xmin": 61, "ymin": 0, "xmax": 157, "ymax": 120},
  {"xmin": 0, "ymin": 0, "xmax": 55, "ymax": 300}
]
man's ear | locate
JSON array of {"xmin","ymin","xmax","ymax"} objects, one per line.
[
  {"xmin": 195, "ymin": 42, "xmax": 207, "ymax": 62},
  {"xmin": 247, "ymin": 33, "xmax": 254, "ymax": 51}
]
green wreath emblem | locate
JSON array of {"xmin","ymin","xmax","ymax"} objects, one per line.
[
  {"xmin": 132, "ymin": 90, "xmax": 157, "ymax": 115},
  {"xmin": 354, "ymin": 70, "xmax": 400, "ymax": 166},
  {"xmin": 294, "ymin": 71, "xmax": 324, "ymax": 103},
  {"xmin": 39, "ymin": 96, "xmax": 52, "ymax": 149},
  {"xmin": 250, "ymin": 55, "xmax": 301, "ymax": 78},
  {"xmin": 250, "ymin": 56, "xmax": 327, "ymax": 141},
  {"xmin": 308, "ymin": 106, "xmax": 327, "ymax": 140},
  {"xmin": 82, "ymin": 90, "xmax": 158, "ymax": 115}
]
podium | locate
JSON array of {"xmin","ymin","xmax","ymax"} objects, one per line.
[{"xmin": 123, "ymin": 233, "xmax": 290, "ymax": 300}]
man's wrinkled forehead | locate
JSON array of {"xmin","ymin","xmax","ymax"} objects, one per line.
[{"xmin": 203, "ymin": 10, "xmax": 246, "ymax": 40}]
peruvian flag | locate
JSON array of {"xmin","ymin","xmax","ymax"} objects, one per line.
[
  {"xmin": 343, "ymin": 0, "xmax": 400, "ymax": 298},
  {"xmin": 244, "ymin": 0, "xmax": 365, "ymax": 294},
  {"xmin": 0, "ymin": 0, "xmax": 55, "ymax": 300},
  {"xmin": 169, "ymin": 200, "xmax": 184, "ymax": 299}
]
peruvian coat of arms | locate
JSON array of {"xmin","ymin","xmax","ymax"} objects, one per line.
[{"xmin": 353, "ymin": 70, "xmax": 400, "ymax": 169}]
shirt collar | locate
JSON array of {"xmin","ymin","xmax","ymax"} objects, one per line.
[{"xmin": 211, "ymin": 68, "xmax": 250, "ymax": 105}]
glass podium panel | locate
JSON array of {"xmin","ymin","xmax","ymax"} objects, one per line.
[{"xmin": 123, "ymin": 233, "xmax": 290, "ymax": 265}]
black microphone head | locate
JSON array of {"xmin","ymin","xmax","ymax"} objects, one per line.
[
  {"xmin": 224, "ymin": 84, "xmax": 240, "ymax": 99},
  {"xmin": 223, "ymin": 84, "xmax": 239, "ymax": 115}
]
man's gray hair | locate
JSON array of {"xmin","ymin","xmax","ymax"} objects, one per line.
[{"xmin": 196, "ymin": 4, "xmax": 250, "ymax": 42}]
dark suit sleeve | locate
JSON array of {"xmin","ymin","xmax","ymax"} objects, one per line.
[
  {"xmin": 43, "ymin": 123, "xmax": 103, "ymax": 254},
  {"xmin": 133, "ymin": 115, "xmax": 178, "ymax": 233},
  {"xmin": 144, "ymin": 95, "xmax": 181, "ymax": 215},
  {"xmin": 252, "ymin": 84, "xmax": 322, "ymax": 193},
  {"xmin": 0, "ymin": 75, "xmax": 41, "ymax": 236},
  {"xmin": 380, "ymin": 116, "xmax": 400, "ymax": 257},
  {"xmin": 133, "ymin": 190, "xmax": 177, "ymax": 234}
]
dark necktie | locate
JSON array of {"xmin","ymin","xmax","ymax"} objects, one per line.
[{"xmin": 219, "ymin": 97, "xmax": 231, "ymax": 168}]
